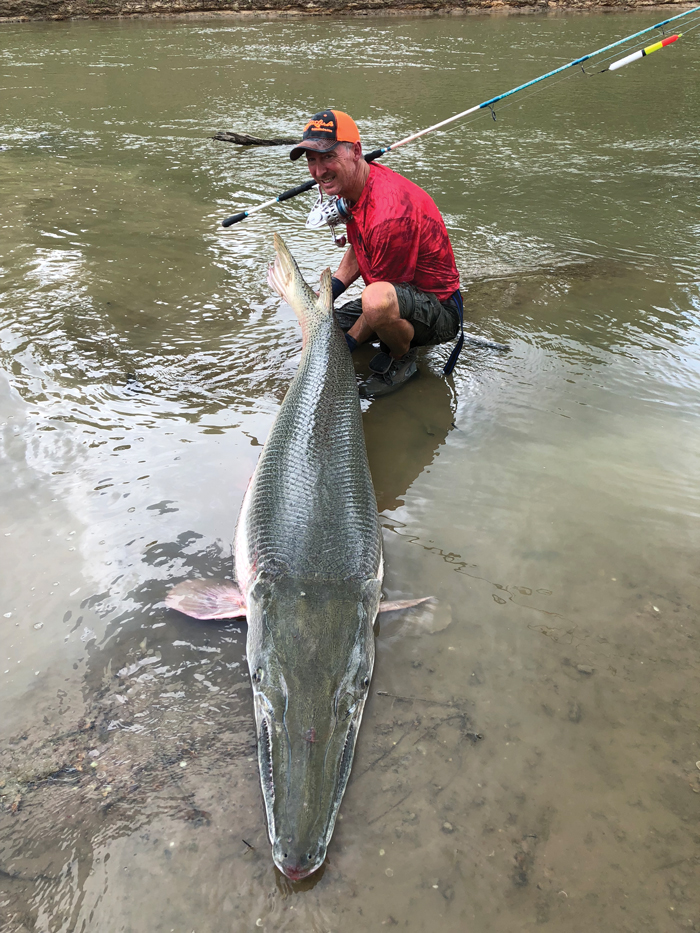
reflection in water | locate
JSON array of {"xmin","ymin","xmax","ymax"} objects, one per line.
[{"xmin": 364, "ymin": 365, "xmax": 456, "ymax": 513}]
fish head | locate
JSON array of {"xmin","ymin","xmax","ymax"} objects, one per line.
[{"xmin": 246, "ymin": 574, "xmax": 381, "ymax": 880}]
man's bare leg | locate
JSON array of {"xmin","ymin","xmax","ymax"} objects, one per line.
[{"xmin": 347, "ymin": 282, "xmax": 414, "ymax": 358}]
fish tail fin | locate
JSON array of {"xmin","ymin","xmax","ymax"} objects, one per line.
[
  {"xmin": 268, "ymin": 232, "xmax": 313, "ymax": 307},
  {"xmin": 267, "ymin": 233, "xmax": 296, "ymax": 306},
  {"xmin": 317, "ymin": 267, "xmax": 333, "ymax": 316},
  {"xmin": 268, "ymin": 234, "xmax": 330, "ymax": 332}
]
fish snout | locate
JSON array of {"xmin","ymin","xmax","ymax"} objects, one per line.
[{"xmin": 273, "ymin": 838, "xmax": 326, "ymax": 881}]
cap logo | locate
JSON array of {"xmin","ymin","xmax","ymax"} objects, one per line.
[{"xmin": 304, "ymin": 118, "xmax": 335, "ymax": 134}]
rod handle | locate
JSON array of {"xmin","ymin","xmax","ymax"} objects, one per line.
[
  {"xmin": 222, "ymin": 211, "xmax": 249, "ymax": 228},
  {"xmin": 221, "ymin": 148, "xmax": 385, "ymax": 226},
  {"xmin": 364, "ymin": 148, "xmax": 386, "ymax": 163},
  {"xmin": 277, "ymin": 179, "xmax": 317, "ymax": 202}
]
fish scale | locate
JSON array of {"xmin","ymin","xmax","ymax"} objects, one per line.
[{"xmin": 234, "ymin": 249, "xmax": 381, "ymax": 590}]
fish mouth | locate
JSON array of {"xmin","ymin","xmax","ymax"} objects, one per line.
[
  {"xmin": 252, "ymin": 654, "xmax": 368, "ymax": 883},
  {"xmin": 247, "ymin": 578, "xmax": 381, "ymax": 879},
  {"xmin": 267, "ymin": 715, "xmax": 359, "ymax": 880},
  {"xmin": 272, "ymin": 840, "xmax": 326, "ymax": 881},
  {"xmin": 280, "ymin": 865, "xmax": 311, "ymax": 882}
]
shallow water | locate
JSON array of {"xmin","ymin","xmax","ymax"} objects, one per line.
[{"xmin": 1, "ymin": 10, "xmax": 700, "ymax": 932}]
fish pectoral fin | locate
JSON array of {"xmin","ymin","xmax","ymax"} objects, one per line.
[
  {"xmin": 378, "ymin": 596, "xmax": 435, "ymax": 613},
  {"xmin": 165, "ymin": 579, "xmax": 247, "ymax": 621}
]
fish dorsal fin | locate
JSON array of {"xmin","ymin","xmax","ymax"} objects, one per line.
[{"xmin": 317, "ymin": 267, "xmax": 333, "ymax": 316}]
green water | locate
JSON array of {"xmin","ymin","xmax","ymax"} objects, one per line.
[{"xmin": 1, "ymin": 11, "xmax": 699, "ymax": 932}]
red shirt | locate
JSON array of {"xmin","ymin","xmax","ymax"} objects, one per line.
[{"xmin": 347, "ymin": 162, "xmax": 460, "ymax": 302}]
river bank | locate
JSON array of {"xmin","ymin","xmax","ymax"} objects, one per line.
[{"xmin": 0, "ymin": 0, "xmax": 693, "ymax": 24}]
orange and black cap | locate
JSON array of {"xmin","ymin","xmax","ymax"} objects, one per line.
[{"xmin": 290, "ymin": 110, "xmax": 361, "ymax": 161}]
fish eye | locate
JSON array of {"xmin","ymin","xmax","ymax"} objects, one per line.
[
  {"xmin": 362, "ymin": 676, "xmax": 370, "ymax": 688},
  {"xmin": 252, "ymin": 668, "xmax": 264, "ymax": 684}
]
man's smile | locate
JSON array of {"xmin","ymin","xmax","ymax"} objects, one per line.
[{"xmin": 305, "ymin": 141, "xmax": 369, "ymax": 205}]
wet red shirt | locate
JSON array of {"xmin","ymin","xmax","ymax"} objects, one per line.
[{"xmin": 346, "ymin": 162, "xmax": 460, "ymax": 301}]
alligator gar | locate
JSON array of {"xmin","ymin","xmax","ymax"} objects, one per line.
[
  {"xmin": 167, "ymin": 234, "xmax": 432, "ymax": 879},
  {"xmin": 238, "ymin": 232, "xmax": 383, "ymax": 880}
]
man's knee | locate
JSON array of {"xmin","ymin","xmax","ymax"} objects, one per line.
[{"xmin": 361, "ymin": 282, "xmax": 398, "ymax": 327}]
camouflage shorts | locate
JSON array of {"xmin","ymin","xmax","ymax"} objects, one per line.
[{"xmin": 336, "ymin": 283, "xmax": 461, "ymax": 349}]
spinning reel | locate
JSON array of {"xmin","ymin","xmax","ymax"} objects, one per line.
[{"xmin": 305, "ymin": 191, "xmax": 351, "ymax": 247}]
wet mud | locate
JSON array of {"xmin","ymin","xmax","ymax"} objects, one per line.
[{"xmin": 2, "ymin": 549, "xmax": 700, "ymax": 931}]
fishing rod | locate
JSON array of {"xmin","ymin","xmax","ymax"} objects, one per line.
[{"xmin": 221, "ymin": 4, "xmax": 699, "ymax": 230}]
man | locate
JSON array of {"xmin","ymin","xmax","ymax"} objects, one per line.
[{"xmin": 290, "ymin": 109, "xmax": 463, "ymax": 398}]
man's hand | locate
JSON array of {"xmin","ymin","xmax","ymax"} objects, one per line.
[
  {"xmin": 315, "ymin": 246, "xmax": 360, "ymax": 299},
  {"xmin": 331, "ymin": 276, "xmax": 347, "ymax": 302}
]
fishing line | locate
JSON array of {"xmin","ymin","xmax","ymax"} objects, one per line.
[
  {"xmin": 406, "ymin": 22, "xmax": 687, "ymax": 137},
  {"xmin": 220, "ymin": 4, "xmax": 700, "ymax": 229},
  {"xmin": 672, "ymin": 14, "xmax": 700, "ymax": 37},
  {"xmin": 427, "ymin": 14, "xmax": 700, "ymax": 125}
]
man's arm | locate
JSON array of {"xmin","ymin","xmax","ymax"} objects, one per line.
[{"xmin": 334, "ymin": 245, "xmax": 360, "ymax": 288}]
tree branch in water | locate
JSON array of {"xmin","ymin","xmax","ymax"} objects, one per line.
[{"xmin": 212, "ymin": 132, "xmax": 300, "ymax": 147}]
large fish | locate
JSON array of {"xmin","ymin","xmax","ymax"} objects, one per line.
[{"xmin": 168, "ymin": 234, "xmax": 429, "ymax": 879}]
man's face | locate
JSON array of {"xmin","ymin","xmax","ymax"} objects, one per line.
[{"xmin": 305, "ymin": 143, "xmax": 361, "ymax": 198}]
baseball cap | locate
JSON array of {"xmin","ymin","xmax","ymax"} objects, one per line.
[{"xmin": 290, "ymin": 109, "xmax": 361, "ymax": 161}]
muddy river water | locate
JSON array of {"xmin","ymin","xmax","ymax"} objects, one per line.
[{"xmin": 1, "ymin": 10, "xmax": 700, "ymax": 932}]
